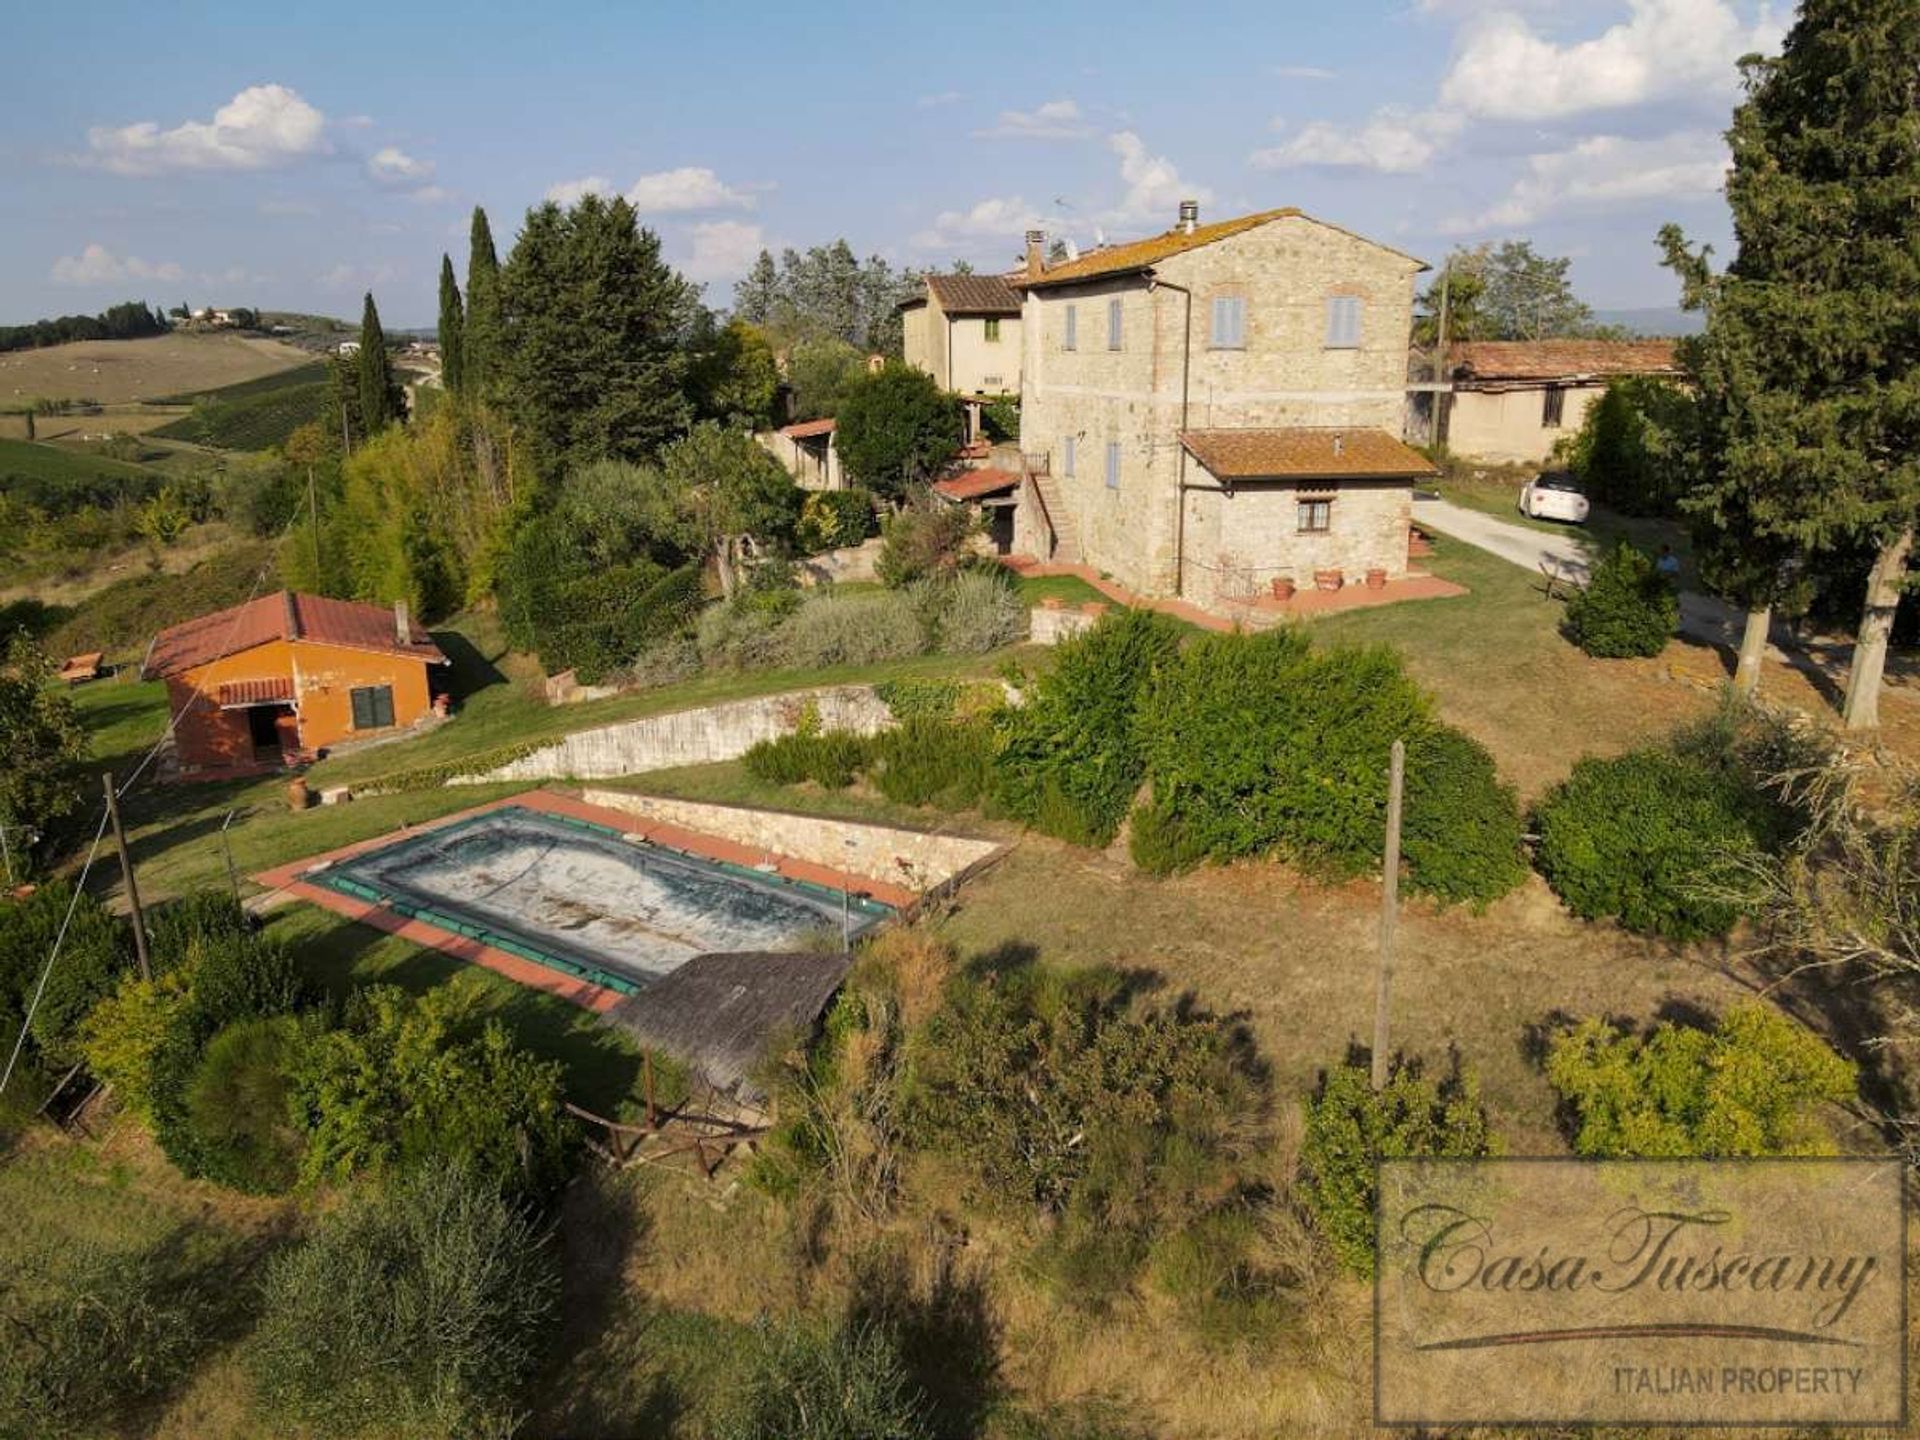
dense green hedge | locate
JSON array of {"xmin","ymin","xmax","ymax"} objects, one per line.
[
  {"xmin": 1564, "ymin": 543, "xmax": 1678, "ymax": 658},
  {"xmin": 1532, "ymin": 749, "xmax": 1768, "ymax": 938},
  {"xmin": 994, "ymin": 608, "xmax": 1182, "ymax": 846},
  {"xmin": 367, "ymin": 738, "xmax": 550, "ymax": 793},
  {"xmin": 742, "ymin": 727, "xmax": 876, "ymax": 789},
  {"xmin": 1401, "ymin": 726, "xmax": 1529, "ymax": 907},
  {"xmin": 872, "ymin": 716, "xmax": 996, "ymax": 809}
]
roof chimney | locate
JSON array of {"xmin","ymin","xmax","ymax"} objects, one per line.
[
  {"xmin": 1177, "ymin": 199, "xmax": 1199, "ymax": 234},
  {"xmin": 393, "ymin": 597, "xmax": 410, "ymax": 645},
  {"xmin": 1025, "ymin": 228, "xmax": 1046, "ymax": 277}
]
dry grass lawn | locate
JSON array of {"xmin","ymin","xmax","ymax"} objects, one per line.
[{"xmin": 0, "ymin": 333, "xmax": 308, "ymax": 406}]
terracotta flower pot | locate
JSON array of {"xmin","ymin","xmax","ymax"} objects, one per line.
[
  {"xmin": 1314, "ymin": 568, "xmax": 1344, "ymax": 592},
  {"xmin": 1270, "ymin": 577, "xmax": 1296, "ymax": 601},
  {"xmin": 287, "ymin": 777, "xmax": 311, "ymax": 812},
  {"xmin": 1365, "ymin": 568, "xmax": 1388, "ymax": 589}
]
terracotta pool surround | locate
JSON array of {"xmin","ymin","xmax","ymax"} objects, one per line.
[{"xmin": 253, "ymin": 788, "xmax": 923, "ymax": 1014}]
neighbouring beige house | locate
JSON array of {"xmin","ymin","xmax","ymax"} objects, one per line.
[
  {"xmin": 1443, "ymin": 339, "xmax": 1680, "ymax": 464},
  {"xmin": 1012, "ymin": 202, "xmax": 1436, "ymax": 610},
  {"xmin": 899, "ymin": 273, "xmax": 1023, "ymax": 441},
  {"xmin": 757, "ymin": 417, "xmax": 845, "ymax": 490}
]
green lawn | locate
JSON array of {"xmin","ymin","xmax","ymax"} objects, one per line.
[
  {"xmin": 1013, "ymin": 572, "xmax": 1108, "ymax": 608},
  {"xmin": 71, "ymin": 672, "xmax": 171, "ymax": 775},
  {"xmin": 0, "ymin": 435, "xmax": 163, "ymax": 490}
]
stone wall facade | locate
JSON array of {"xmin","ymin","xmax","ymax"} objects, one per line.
[{"xmin": 1016, "ymin": 212, "xmax": 1424, "ymax": 608}]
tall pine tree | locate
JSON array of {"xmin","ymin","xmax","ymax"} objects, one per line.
[
  {"xmin": 463, "ymin": 207, "xmax": 503, "ymax": 398},
  {"xmin": 356, "ymin": 292, "xmax": 402, "ymax": 436},
  {"xmin": 1664, "ymin": 1, "xmax": 1920, "ymax": 728},
  {"xmin": 437, "ymin": 253, "xmax": 465, "ymax": 398},
  {"xmin": 734, "ymin": 249, "xmax": 778, "ymax": 325}
]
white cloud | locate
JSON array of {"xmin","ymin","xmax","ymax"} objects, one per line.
[
  {"xmin": 918, "ymin": 90, "xmax": 964, "ymax": 108},
  {"xmin": 1439, "ymin": 0, "xmax": 1782, "ymax": 121},
  {"xmin": 911, "ymin": 195, "xmax": 1045, "ymax": 251},
  {"xmin": 1103, "ymin": 131, "xmax": 1211, "ymax": 225},
  {"xmin": 50, "ymin": 243, "xmax": 184, "ymax": 285},
  {"xmin": 1252, "ymin": 107, "xmax": 1463, "ymax": 174},
  {"xmin": 316, "ymin": 261, "xmax": 397, "ymax": 292},
  {"xmin": 366, "ymin": 145, "xmax": 433, "ymax": 184},
  {"xmin": 86, "ymin": 83, "xmax": 329, "ymax": 175},
  {"xmin": 1272, "ymin": 64, "xmax": 1336, "ymax": 79},
  {"xmin": 544, "ymin": 167, "xmax": 751, "ymax": 213},
  {"xmin": 1442, "ymin": 128, "xmax": 1730, "ymax": 232},
  {"xmin": 624, "ymin": 166, "xmax": 752, "ymax": 213},
  {"xmin": 683, "ymin": 221, "xmax": 768, "ymax": 284},
  {"xmin": 973, "ymin": 99, "xmax": 1093, "ymax": 141}
]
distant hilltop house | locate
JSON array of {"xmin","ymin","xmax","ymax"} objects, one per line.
[
  {"xmin": 899, "ymin": 273, "xmax": 1023, "ymax": 441},
  {"xmin": 336, "ymin": 339, "xmax": 361, "ymax": 357},
  {"xmin": 1012, "ymin": 201, "xmax": 1436, "ymax": 611},
  {"xmin": 142, "ymin": 591, "xmax": 448, "ymax": 776},
  {"xmin": 1443, "ymin": 339, "xmax": 1681, "ymax": 465}
]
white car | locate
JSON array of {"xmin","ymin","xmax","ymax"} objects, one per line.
[{"xmin": 1519, "ymin": 475, "xmax": 1591, "ymax": 524}]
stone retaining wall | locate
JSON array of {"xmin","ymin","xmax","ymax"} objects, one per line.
[
  {"xmin": 581, "ymin": 789, "xmax": 1002, "ymax": 891},
  {"xmin": 454, "ymin": 685, "xmax": 894, "ymax": 785}
]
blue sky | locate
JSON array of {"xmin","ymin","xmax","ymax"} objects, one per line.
[{"xmin": 0, "ymin": 0, "xmax": 1783, "ymax": 327}]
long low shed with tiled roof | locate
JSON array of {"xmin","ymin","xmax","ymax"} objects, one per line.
[{"xmin": 1443, "ymin": 339, "xmax": 1682, "ymax": 464}]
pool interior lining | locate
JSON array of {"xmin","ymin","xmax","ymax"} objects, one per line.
[{"xmin": 306, "ymin": 805, "xmax": 893, "ymax": 996}]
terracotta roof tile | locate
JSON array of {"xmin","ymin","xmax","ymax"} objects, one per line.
[
  {"xmin": 924, "ymin": 273, "xmax": 1022, "ymax": 314},
  {"xmin": 1450, "ymin": 339, "xmax": 1679, "ymax": 384},
  {"xmin": 781, "ymin": 417, "xmax": 836, "ymax": 439},
  {"xmin": 1014, "ymin": 208, "xmax": 1426, "ymax": 290},
  {"xmin": 1180, "ymin": 428, "xmax": 1437, "ymax": 481},
  {"xmin": 144, "ymin": 590, "xmax": 447, "ymax": 678},
  {"xmin": 932, "ymin": 467, "xmax": 1020, "ymax": 502}
]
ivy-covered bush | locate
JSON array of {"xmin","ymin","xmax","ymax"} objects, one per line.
[
  {"xmin": 249, "ymin": 1164, "xmax": 560, "ymax": 1439},
  {"xmin": 796, "ymin": 487, "xmax": 878, "ymax": 554},
  {"xmin": 1401, "ymin": 726, "xmax": 1529, "ymax": 907},
  {"xmin": 1299, "ymin": 1052, "xmax": 1495, "ymax": 1277},
  {"xmin": 1532, "ymin": 749, "xmax": 1769, "ymax": 938},
  {"xmin": 995, "ymin": 607, "xmax": 1182, "ymax": 846},
  {"xmin": 1564, "ymin": 542, "xmax": 1678, "ymax": 658},
  {"xmin": 1544, "ymin": 1004, "xmax": 1855, "ymax": 1156}
]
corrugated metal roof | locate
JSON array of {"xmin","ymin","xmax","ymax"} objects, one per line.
[
  {"xmin": 1450, "ymin": 339, "xmax": 1679, "ymax": 384},
  {"xmin": 145, "ymin": 590, "xmax": 447, "ymax": 678},
  {"xmin": 1180, "ymin": 427, "xmax": 1437, "ymax": 481}
]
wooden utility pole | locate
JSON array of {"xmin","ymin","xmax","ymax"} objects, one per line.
[
  {"xmin": 1370, "ymin": 739, "xmax": 1406, "ymax": 1090},
  {"xmin": 102, "ymin": 774, "xmax": 151, "ymax": 980}
]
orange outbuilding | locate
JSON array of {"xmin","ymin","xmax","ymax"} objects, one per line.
[{"xmin": 142, "ymin": 591, "xmax": 448, "ymax": 774}]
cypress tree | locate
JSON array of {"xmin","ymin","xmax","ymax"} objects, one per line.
[
  {"xmin": 356, "ymin": 292, "xmax": 400, "ymax": 435},
  {"xmin": 1663, "ymin": 0, "xmax": 1920, "ymax": 728},
  {"xmin": 437, "ymin": 254, "xmax": 465, "ymax": 398},
  {"xmin": 463, "ymin": 207, "xmax": 502, "ymax": 398}
]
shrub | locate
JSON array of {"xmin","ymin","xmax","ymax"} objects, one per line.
[
  {"xmin": 1532, "ymin": 749, "xmax": 1768, "ymax": 938},
  {"xmin": 0, "ymin": 881, "xmax": 128, "ymax": 1066},
  {"xmin": 184, "ymin": 1015, "xmax": 310, "ymax": 1194},
  {"xmin": 617, "ymin": 633, "xmax": 703, "ymax": 688},
  {"xmin": 874, "ymin": 677, "xmax": 1005, "ymax": 724},
  {"xmin": 876, "ymin": 504, "xmax": 976, "ymax": 588},
  {"xmin": 1132, "ymin": 631, "xmax": 1432, "ymax": 878},
  {"xmin": 1401, "ymin": 726, "xmax": 1529, "ymax": 907},
  {"xmin": 696, "ymin": 597, "xmax": 789, "ymax": 670},
  {"xmin": 920, "ymin": 570, "xmax": 1024, "ymax": 654},
  {"xmin": 76, "ymin": 969, "xmax": 193, "ymax": 1122},
  {"xmin": 797, "ymin": 487, "xmax": 878, "ymax": 553},
  {"xmin": 249, "ymin": 1165, "xmax": 559, "ymax": 1438},
  {"xmin": 1564, "ymin": 542, "xmax": 1678, "ymax": 658},
  {"xmin": 720, "ymin": 1318, "xmax": 932, "ymax": 1440},
  {"xmin": 288, "ymin": 985, "xmax": 575, "ymax": 1195},
  {"xmin": 0, "ymin": 1237, "xmax": 220, "ymax": 1438},
  {"xmin": 872, "ymin": 716, "xmax": 996, "ymax": 810},
  {"xmin": 777, "ymin": 591, "xmax": 928, "ymax": 669},
  {"xmin": 1299, "ymin": 1053, "xmax": 1495, "ymax": 1277},
  {"xmin": 743, "ymin": 728, "xmax": 876, "ymax": 789},
  {"xmin": 1545, "ymin": 1004, "xmax": 1856, "ymax": 1157},
  {"xmin": 540, "ymin": 562, "xmax": 705, "ymax": 684},
  {"xmin": 1560, "ymin": 376, "xmax": 1700, "ymax": 517},
  {"xmin": 995, "ymin": 608, "xmax": 1182, "ymax": 846}
]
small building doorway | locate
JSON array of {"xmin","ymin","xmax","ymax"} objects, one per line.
[{"xmin": 245, "ymin": 704, "xmax": 298, "ymax": 765}]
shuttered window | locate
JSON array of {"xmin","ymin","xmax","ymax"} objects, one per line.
[
  {"xmin": 1063, "ymin": 435, "xmax": 1076, "ymax": 478},
  {"xmin": 1324, "ymin": 296, "xmax": 1363, "ymax": 349},
  {"xmin": 1209, "ymin": 296, "xmax": 1246, "ymax": 349},
  {"xmin": 1105, "ymin": 441, "xmax": 1121, "ymax": 491},
  {"xmin": 1107, "ymin": 297, "xmax": 1123, "ymax": 350},
  {"xmin": 350, "ymin": 684, "xmax": 395, "ymax": 731},
  {"xmin": 1063, "ymin": 304, "xmax": 1077, "ymax": 351},
  {"xmin": 1298, "ymin": 499, "xmax": 1333, "ymax": 533}
]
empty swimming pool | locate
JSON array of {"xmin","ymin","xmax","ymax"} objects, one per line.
[{"xmin": 309, "ymin": 806, "xmax": 890, "ymax": 994}]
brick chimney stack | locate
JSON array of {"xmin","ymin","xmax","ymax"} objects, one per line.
[
  {"xmin": 1025, "ymin": 228, "xmax": 1046, "ymax": 277},
  {"xmin": 394, "ymin": 598, "xmax": 410, "ymax": 645}
]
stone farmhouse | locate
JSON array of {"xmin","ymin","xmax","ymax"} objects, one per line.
[
  {"xmin": 1011, "ymin": 202, "xmax": 1437, "ymax": 610},
  {"xmin": 1442, "ymin": 339, "xmax": 1680, "ymax": 464},
  {"xmin": 899, "ymin": 272, "xmax": 1023, "ymax": 441}
]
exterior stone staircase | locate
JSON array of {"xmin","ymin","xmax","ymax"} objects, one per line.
[{"xmin": 1022, "ymin": 454, "xmax": 1080, "ymax": 564}]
